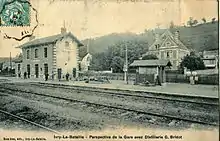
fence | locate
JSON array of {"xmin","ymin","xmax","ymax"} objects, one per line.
[
  {"xmin": 166, "ymin": 73, "xmax": 219, "ymax": 85},
  {"xmin": 80, "ymin": 72, "xmax": 218, "ymax": 85},
  {"xmin": 197, "ymin": 74, "xmax": 219, "ymax": 85}
]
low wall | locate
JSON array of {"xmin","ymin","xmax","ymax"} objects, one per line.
[{"xmin": 166, "ymin": 74, "xmax": 219, "ymax": 85}]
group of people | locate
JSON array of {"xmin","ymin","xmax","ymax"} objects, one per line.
[{"xmin": 19, "ymin": 72, "xmax": 71, "ymax": 81}]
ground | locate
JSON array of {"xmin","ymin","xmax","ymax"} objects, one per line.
[
  {"xmin": 1, "ymin": 77, "xmax": 218, "ymax": 98},
  {"xmin": 0, "ymin": 76, "xmax": 218, "ymax": 140}
]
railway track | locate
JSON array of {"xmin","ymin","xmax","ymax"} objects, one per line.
[
  {"xmin": 31, "ymin": 82, "xmax": 219, "ymax": 106},
  {"xmin": 0, "ymin": 109, "xmax": 60, "ymax": 134},
  {"xmin": 0, "ymin": 85, "xmax": 218, "ymax": 127}
]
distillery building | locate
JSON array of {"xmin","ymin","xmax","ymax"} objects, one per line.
[
  {"xmin": 17, "ymin": 27, "xmax": 83, "ymax": 80},
  {"xmin": 142, "ymin": 30, "xmax": 190, "ymax": 70}
]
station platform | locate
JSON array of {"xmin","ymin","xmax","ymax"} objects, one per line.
[{"xmin": 0, "ymin": 76, "xmax": 219, "ymax": 98}]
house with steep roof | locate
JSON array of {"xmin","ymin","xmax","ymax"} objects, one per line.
[
  {"xmin": 143, "ymin": 30, "xmax": 190, "ymax": 70},
  {"xmin": 202, "ymin": 49, "xmax": 219, "ymax": 69},
  {"xmin": 80, "ymin": 53, "xmax": 92, "ymax": 72},
  {"xmin": 16, "ymin": 27, "xmax": 83, "ymax": 80}
]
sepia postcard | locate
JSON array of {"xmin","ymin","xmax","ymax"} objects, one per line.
[{"xmin": 0, "ymin": 0, "xmax": 219, "ymax": 141}]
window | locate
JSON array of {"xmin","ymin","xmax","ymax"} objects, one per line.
[
  {"xmin": 27, "ymin": 50, "xmax": 30, "ymax": 59},
  {"xmin": 167, "ymin": 52, "xmax": 170, "ymax": 58},
  {"xmin": 65, "ymin": 41, "xmax": 70, "ymax": 47},
  {"xmin": 210, "ymin": 60, "xmax": 215, "ymax": 64},
  {"xmin": 35, "ymin": 49, "xmax": 38, "ymax": 58},
  {"xmin": 27, "ymin": 64, "xmax": 30, "ymax": 76},
  {"xmin": 166, "ymin": 42, "xmax": 171, "ymax": 47},
  {"xmin": 44, "ymin": 47, "xmax": 47, "ymax": 58},
  {"xmin": 18, "ymin": 64, "xmax": 20, "ymax": 71},
  {"xmin": 44, "ymin": 64, "xmax": 48, "ymax": 75},
  {"xmin": 35, "ymin": 64, "xmax": 39, "ymax": 78},
  {"xmin": 87, "ymin": 56, "xmax": 90, "ymax": 62},
  {"xmin": 155, "ymin": 44, "xmax": 160, "ymax": 50}
]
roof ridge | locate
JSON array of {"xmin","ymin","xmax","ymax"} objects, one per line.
[{"xmin": 17, "ymin": 32, "xmax": 83, "ymax": 48}]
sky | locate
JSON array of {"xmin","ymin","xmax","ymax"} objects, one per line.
[{"xmin": 0, "ymin": 0, "xmax": 218, "ymax": 57}]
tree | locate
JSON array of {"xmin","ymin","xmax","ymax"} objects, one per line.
[
  {"xmin": 202, "ymin": 18, "xmax": 206, "ymax": 23},
  {"xmin": 187, "ymin": 17, "xmax": 194, "ymax": 27},
  {"xmin": 187, "ymin": 17, "xmax": 198, "ymax": 27},
  {"xmin": 89, "ymin": 39, "xmax": 148, "ymax": 71},
  {"xmin": 179, "ymin": 52, "xmax": 205, "ymax": 71},
  {"xmin": 193, "ymin": 19, "xmax": 198, "ymax": 25},
  {"xmin": 142, "ymin": 54, "xmax": 158, "ymax": 60},
  {"xmin": 110, "ymin": 56, "xmax": 124, "ymax": 73},
  {"xmin": 169, "ymin": 21, "xmax": 175, "ymax": 29},
  {"xmin": 212, "ymin": 18, "xmax": 216, "ymax": 23}
]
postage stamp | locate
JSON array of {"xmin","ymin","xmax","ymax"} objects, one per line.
[{"xmin": 0, "ymin": 0, "xmax": 30, "ymax": 26}]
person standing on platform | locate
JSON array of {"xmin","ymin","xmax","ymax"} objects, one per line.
[{"xmin": 45, "ymin": 73, "xmax": 49, "ymax": 81}]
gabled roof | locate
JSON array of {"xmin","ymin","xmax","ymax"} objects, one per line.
[
  {"xmin": 17, "ymin": 32, "xmax": 83, "ymax": 49},
  {"xmin": 130, "ymin": 59, "xmax": 172, "ymax": 67},
  {"xmin": 150, "ymin": 30, "xmax": 189, "ymax": 51}
]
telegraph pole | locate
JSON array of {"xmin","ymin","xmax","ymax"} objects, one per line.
[{"xmin": 124, "ymin": 43, "xmax": 128, "ymax": 84}]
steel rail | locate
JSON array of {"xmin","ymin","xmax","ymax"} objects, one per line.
[
  {"xmin": 30, "ymin": 82, "xmax": 218, "ymax": 106},
  {"xmin": 0, "ymin": 109, "xmax": 60, "ymax": 134},
  {"xmin": 0, "ymin": 87, "xmax": 218, "ymax": 127}
]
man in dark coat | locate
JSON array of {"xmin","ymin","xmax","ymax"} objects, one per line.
[{"xmin": 45, "ymin": 73, "xmax": 49, "ymax": 81}]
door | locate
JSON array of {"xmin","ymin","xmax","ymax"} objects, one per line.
[
  {"xmin": 27, "ymin": 64, "xmax": 30, "ymax": 78},
  {"xmin": 57, "ymin": 68, "xmax": 62, "ymax": 80},
  {"xmin": 72, "ymin": 68, "xmax": 76, "ymax": 78},
  {"xmin": 35, "ymin": 64, "xmax": 39, "ymax": 78},
  {"xmin": 44, "ymin": 64, "xmax": 48, "ymax": 75}
]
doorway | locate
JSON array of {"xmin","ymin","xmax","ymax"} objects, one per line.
[
  {"xmin": 35, "ymin": 64, "xmax": 39, "ymax": 78},
  {"xmin": 57, "ymin": 68, "xmax": 62, "ymax": 80}
]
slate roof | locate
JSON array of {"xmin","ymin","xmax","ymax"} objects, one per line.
[
  {"xmin": 150, "ymin": 30, "xmax": 190, "ymax": 51},
  {"xmin": 17, "ymin": 32, "xmax": 83, "ymax": 48},
  {"xmin": 130, "ymin": 60, "xmax": 172, "ymax": 67}
]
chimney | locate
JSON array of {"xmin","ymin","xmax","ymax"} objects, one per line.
[
  {"xmin": 61, "ymin": 27, "xmax": 67, "ymax": 34},
  {"xmin": 174, "ymin": 31, "xmax": 179, "ymax": 41},
  {"xmin": 29, "ymin": 35, "xmax": 35, "ymax": 41}
]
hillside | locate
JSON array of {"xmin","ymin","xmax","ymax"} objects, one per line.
[
  {"xmin": 80, "ymin": 22, "xmax": 218, "ymax": 58},
  {"xmin": 170, "ymin": 22, "xmax": 218, "ymax": 51},
  {"xmin": 0, "ymin": 57, "xmax": 10, "ymax": 63}
]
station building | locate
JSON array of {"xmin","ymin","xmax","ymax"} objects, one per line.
[{"xmin": 17, "ymin": 27, "xmax": 83, "ymax": 80}]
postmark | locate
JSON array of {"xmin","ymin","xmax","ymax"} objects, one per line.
[
  {"xmin": 0, "ymin": 0, "xmax": 38, "ymax": 41},
  {"xmin": 0, "ymin": 0, "xmax": 30, "ymax": 26}
]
